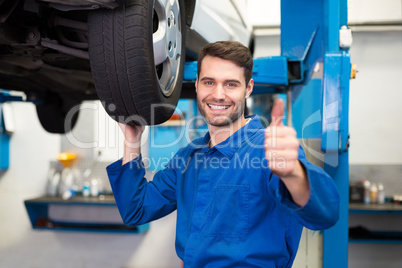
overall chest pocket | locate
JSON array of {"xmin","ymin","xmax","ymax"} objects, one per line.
[{"xmin": 203, "ymin": 184, "xmax": 249, "ymax": 239}]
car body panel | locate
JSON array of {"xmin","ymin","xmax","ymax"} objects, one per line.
[{"xmin": 191, "ymin": 0, "xmax": 252, "ymax": 45}]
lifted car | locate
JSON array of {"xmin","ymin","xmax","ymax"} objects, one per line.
[{"xmin": 0, "ymin": 0, "xmax": 252, "ymax": 133}]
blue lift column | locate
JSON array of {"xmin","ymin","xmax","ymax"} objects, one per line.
[
  {"xmin": 183, "ymin": 1, "xmax": 351, "ymax": 265},
  {"xmin": 281, "ymin": 0, "xmax": 351, "ymax": 267},
  {"xmin": 0, "ymin": 90, "xmax": 24, "ymax": 170}
]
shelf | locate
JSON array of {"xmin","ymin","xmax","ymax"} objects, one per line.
[
  {"xmin": 349, "ymin": 203, "xmax": 402, "ymax": 245},
  {"xmin": 27, "ymin": 195, "xmax": 116, "ymax": 204},
  {"xmin": 24, "ymin": 195, "xmax": 149, "ymax": 234},
  {"xmin": 349, "ymin": 203, "xmax": 402, "ymax": 214},
  {"xmin": 349, "ymin": 239, "xmax": 402, "ymax": 245},
  {"xmin": 349, "ymin": 227, "xmax": 402, "ymax": 244}
]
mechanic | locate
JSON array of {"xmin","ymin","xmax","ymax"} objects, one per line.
[{"xmin": 107, "ymin": 41, "xmax": 340, "ymax": 267}]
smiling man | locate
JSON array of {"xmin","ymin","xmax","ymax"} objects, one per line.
[
  {"xmin": 196, "ymin": 55, "xmax": 252, "ymax": 129},
  {"xmin": 107, "ymin": 41, "xmax": 340, "ymax": 267}
]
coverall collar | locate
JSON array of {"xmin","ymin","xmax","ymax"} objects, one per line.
[{"xmin": 200, "ymin": 114, "xmax": 264, "ymax": 159}]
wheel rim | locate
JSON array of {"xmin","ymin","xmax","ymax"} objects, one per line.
[{"xmin": 153, "ymin": 0, "xmax": 183, "ymax": 97}]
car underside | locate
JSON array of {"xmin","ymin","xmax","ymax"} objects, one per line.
[
  {"xmin": 0, "ymin": 0, "xmax": 249, "ymax": 133},
  {"xmin": 0, "ymin": 0, "xmax": 199, "ymax": 97}
]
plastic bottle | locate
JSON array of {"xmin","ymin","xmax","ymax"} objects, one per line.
[
  {"xmin": 90, "ymin": 178, "xmax": 99, "ymax": 197},
  {"xmin": 62, "ymin": 188, "xmax": 76, "ymax": 200},
  {"xmin": 82, "ymin": 181, "xmax": 91, "ymax": 197},
  {"xmin": 370, "ymin": 183, "xmax": 378, "ymax": 204},
  {"xmin": 363, "ymin": 179, "xmax": 371, "ymax": 204},
  {"xmin": 377, "ymin": 183, "xmax": 385, "ymax": 204},
  {"xmin": 46, "ymin": 168, "xmax": 60, "ymax": 197}
]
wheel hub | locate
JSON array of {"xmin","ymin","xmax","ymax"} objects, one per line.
[{"xmin": 153, "ymin": 0, "xmax": 182, "ymax": 97}]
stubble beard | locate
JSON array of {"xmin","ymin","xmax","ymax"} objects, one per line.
[{"xmin": 197, "ymin": 98, "xmax": 245, "ymax": 127}]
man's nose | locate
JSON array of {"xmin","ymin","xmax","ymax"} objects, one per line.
[{"xmin": 212, "ymin": 84, "xmax": 225, "ymax": 99}]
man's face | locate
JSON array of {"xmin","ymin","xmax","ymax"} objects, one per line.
[{"xmin": 196, "ymin": 56, "xmax": 253, "ymax": 127}]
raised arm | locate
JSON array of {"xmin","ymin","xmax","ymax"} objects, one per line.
[{"xmin": 107, "ymin": 122, "xmax": 177, "ymax": 226}]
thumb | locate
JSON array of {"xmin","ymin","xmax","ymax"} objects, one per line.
[{"xmin": 270, "ymin": 99, "xmax": 285, "ymax": 127}]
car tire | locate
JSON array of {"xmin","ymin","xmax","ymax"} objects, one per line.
[
  {"xmin": 36, "ymin": 93, "xmax": 80, "ymax": 134},
  {"xmin": 88, "ymin": 0, "xmax": 186, "ymax": 126}
]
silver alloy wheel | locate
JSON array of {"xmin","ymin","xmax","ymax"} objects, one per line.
[
  {"xmin": 153, "ymin": 0, "xmax": 183, "ymax": 97},
  {"xmin": 88, "ymin": 0, "xmax": 185, "ymax": 125}
]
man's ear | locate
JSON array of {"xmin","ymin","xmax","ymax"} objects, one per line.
[
  {"xmin": 245, "ymin": 78, "xmax": 254, "ymax": 99},
  {"xmin": 195, "ymin": 76, "xmax": 198, "ymax": 93}
]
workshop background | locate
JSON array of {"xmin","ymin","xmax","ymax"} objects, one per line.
[{"xmin": 0, "ymin": 0, "xmax": 401, "ymax": 267}]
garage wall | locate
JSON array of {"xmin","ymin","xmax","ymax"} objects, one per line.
[
  {"xmin": 347, "ymin": 29, "xmax": 402, "ymax": 268},
  {"xmin": 349, "ymin": 30, "xmax": 402, "ymax": 164},
  {"xmin": 248, "ymin": 0, "xmax": 402, "ymax": 27}
]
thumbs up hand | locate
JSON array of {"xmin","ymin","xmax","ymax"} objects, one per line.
[
  {"xmin": 264, "ymin": 99, "xmax": 309, "ymax": 206},
  {"xmin": 265, "ymin": 99, "xmax": 300, "ymax": 178}
]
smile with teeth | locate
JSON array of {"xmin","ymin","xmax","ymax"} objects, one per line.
[{"xmin": 208, "ymin": 104, "xmax": 230, "ymax": 110}]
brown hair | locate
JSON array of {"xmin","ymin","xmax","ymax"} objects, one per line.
[{"xmin": 197, "ymin": 41, "xmax": 253, "ymax": 85}]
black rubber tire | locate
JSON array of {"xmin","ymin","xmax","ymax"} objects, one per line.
[
  {"xmin": 88, "ymin": 0, "xmax": 186, "ymax": 125},
  {"xmin": 36, "ymin": 93, "xmax": 80, "ymax": 134}
]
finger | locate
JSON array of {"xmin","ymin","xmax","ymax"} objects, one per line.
[
  {"xmin": 265, "ymin": 126, "xmax": 296, "ymax": 138},
  {"xmin": 269, "ymin": 161, "xmax": 296, "ymax": 177},
  {"xmin": 265, "ymin": 131, "xmax": 296, "ymax": 150},
  {"xmin": 265, "ymin": 150, "xmax": 298, "ymax": 162},
  {"xmin": 265, "ymin": 137, "xmax": 300, "ymax": 150},
  {"xmin": 269, "ymin": 98, "xmax": 285, "ymax": 127},
  {"xmin": 118, "ymin": 122, "xmax": 127, "ymax": 132}
]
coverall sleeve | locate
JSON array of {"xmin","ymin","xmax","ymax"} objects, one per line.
[
  {"xmin": 107, "ymin": 154, "xmax": 178, "ymax": 226},
  {"xmin": 268, "ymin": 145, "xmax": 340, "ymax": 230}
]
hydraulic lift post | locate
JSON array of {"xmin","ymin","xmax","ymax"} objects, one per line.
[
  {"xmin": 281, "ymin": 1, "xmax": 350, "ymax": 267},
  {"xmin": 185, "ymin": 0, "xmax": 351, "ymax": 266}
]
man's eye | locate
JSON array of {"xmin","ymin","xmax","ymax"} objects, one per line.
[
  {"xmin": 205, "ymin": 81, "xmax": 213, "ymax": 85},
  {"xmin": 227, "ymin": 83, "xmax": 237, "ymax": 87}
]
